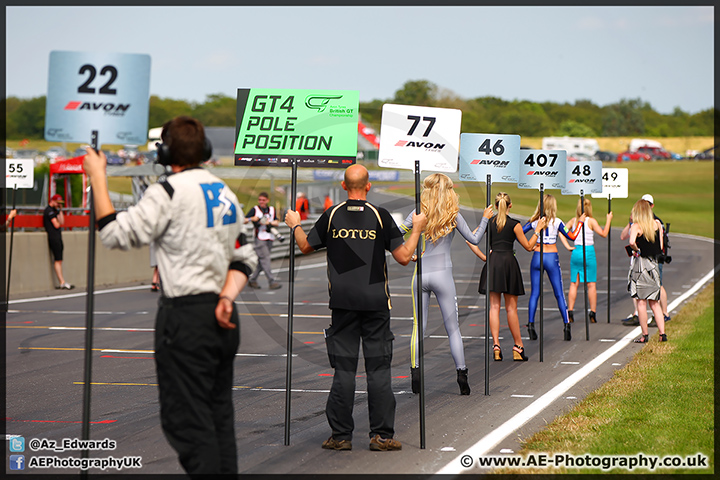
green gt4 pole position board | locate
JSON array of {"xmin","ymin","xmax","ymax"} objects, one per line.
[{"xmin": 234, "ymin": 88, "xmax": 359, "ymax": 168}]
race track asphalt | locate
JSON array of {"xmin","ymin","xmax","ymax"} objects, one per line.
[{"xmin": 5, "ymin": 188, "xmax": 715, "ymax": 475}]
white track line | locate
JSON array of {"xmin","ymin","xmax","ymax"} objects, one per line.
[
  {"xmin": 437, "ymin": 266, "xmax": 716, "ymax": 475},
  {"xmin": 8, "ymin": 285, "xmax": 151, "ymax": 304}
]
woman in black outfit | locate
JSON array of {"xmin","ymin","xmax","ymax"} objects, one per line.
[
  {"xmin": 468, "ymin": 192, "xmax": 546, "ymax": 361},
  {"xmin": 627, "ymin": 199, "xmax": 667, "ymax": 343}
]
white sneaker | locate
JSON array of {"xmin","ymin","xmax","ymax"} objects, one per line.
[{"xmin": 60, "ymin": 283, "xmax": 75, "ymax": 290}]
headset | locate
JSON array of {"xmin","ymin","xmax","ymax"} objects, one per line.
[{"xmin": 156, "ymin": 136, "xmax": 213, "ymax": 166}]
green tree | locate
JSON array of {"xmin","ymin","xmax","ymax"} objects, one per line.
[
  {"xmin": 358, "ymin": 99, "xmax": 385, "ymax": 131},
  {"xmin": 496, "ymin": 102, "xmax": 553, "ymax": 136},
  {"xmin": 193, "ymin": 93, "xmax": 237, "ymax": 126},
  {"xmin": 148, "ymin": 96, "xmax": 193, "ymax": 128},
  {"xmin": 393, "ymin": 80, "xmax": 437, "ymax": 106},
  {"xmin": 556, "ymin": 120, "xmax": 597, "ymax": 137},
  {"xmin": 601, "ymin": 98, "xmax": 646, "ymax": 136},
  {"xmin": 7, "ymin": 96, "xmax": 46, "ymax": 139},
  {"xmin": 687, "ymin": 108, "xmax": 716, "ymax": 136},
  {"xmin": 3, "ymin": 96, "xmax": 23, "ymax": 138}
]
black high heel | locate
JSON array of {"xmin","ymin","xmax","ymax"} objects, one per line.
[
  {"xmin": 634, "ymin": 334, "xmax": 649, "ymax": 344},
  {"xmin": 527, "ymin": 323, "xmax": 538, "ymax": 340},
  {"xmin": 456, "ymin": 368, "xmax": 470, "ymax": 395},
  {"xmin": 567, "ymin": 310, "xmax": 574, "ymax": 323},
  {"xmin": 589, "ymin": 311, "xmax": 597, "ymax": 323},
  {"xmin": 493, "ymin": 344, "xmax": 503, "ymax": 361},
  {"xmin": 512, "ymin": 344, "xmax": 528, "ymax": 362},
  {"xmin": 563, "ymin": 323, "xmax": 572, "ymax": 341}
]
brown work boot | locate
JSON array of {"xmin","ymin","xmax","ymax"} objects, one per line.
[
  {"xmin": 369, "ymin": 434, "xmax": 401, "ymax": 451},
  {"xmin": 321, "ymin": 437, "xmax": 351, "ymax": 451}
]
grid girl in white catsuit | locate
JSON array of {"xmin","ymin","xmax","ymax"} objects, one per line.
[{"xmin": 399, "ymin": 173, "xmax": 493, "ymax": 395}]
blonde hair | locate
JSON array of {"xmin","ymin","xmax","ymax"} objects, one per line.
[
  {"xmin": 530, "ymin": 194, "xmax": 557, "ymax": 225},
  {"xmin": 494, "ymin": 192, "xmax": 511, "ymax": 232},
  {"xmin": 631, "ymin": 199, "xmax": 656, "ymax": 243},
  {"xmin": 575, "ymin": 198, "xmax": 593, "ymax": 222},
  {"xmin": 421, "ymin": 173, "xmax": 459, "ymax": 242}
]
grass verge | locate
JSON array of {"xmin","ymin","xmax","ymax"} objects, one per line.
[
  {"xmin": 390, "ymin": 161, "xmax": 714, "ymax": 238},
  {"xmin": 494, "ymin": 282, "xmax": 715, "ymax": 474}
]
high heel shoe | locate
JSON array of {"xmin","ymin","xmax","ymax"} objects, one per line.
[
  {"xmin": 493, "ymin": 344, "xmax": 503, "ymax": 361},
  {"xmin": 527, "ymin": 323, "xmax": 538, "ymax": 340},
  {"xmin": 410, "ymin": 367, "xmax": 420, "ymax": 394},
  {"xmin": 563, "ymin": 323, "xmax": 572, "ymax": 341},
  {"xmin": 456, "ymin": 368, "xmax": 470, "ymax": 395},
  {"xmin": 634, "ymin": 334, "xmax": 649, "ymax": 344},
  {"xmin": 589, "ymin": 311, "xmax": 597, "ymax": 323},
  {"xmin": 512, "ymin": 344, "xmax": 528, "ymax": 361},
  {"xmin": 567, "ymin": 310, "xmax": 574, "ymax": 323}
]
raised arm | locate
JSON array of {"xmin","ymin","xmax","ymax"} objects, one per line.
[
  {"xmin": 398, "ymin": 210, "xmax": 414, "ymax": 235},
  {"xmin": 594, "ymin": 212, "xmax": 613, "ymax": 238},
  {"xmin": 392, "ymin": 212, "xmax": 427, "ymax": 265},
  {"xmin": 515, "ymin": 217, "xmax": 546, "ymax": 252},
  {"xmin": 560, "ymin": 214, "xmax": 585, "ymax": 240},
  {"xmin": 456, "ymin": 208, "xmax": 491, "ymax": 245}
]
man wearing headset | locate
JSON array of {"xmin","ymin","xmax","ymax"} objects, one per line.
[{"xmin": 84, "ymin": 116, "xmax": 257, "ymax": 475}]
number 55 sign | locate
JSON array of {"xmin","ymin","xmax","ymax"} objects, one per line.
[
  {"xmin": 6, "ymin": 159, "xmax": 34, "ymax": 189},
  {"xmin": 45, "ymin": 51, "xmax": 151, "ymax": 145}
]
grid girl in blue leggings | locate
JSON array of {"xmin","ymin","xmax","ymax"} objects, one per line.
[{"xmin": 523, "ymin": 194, "xmax": 584, "ymax": 341}]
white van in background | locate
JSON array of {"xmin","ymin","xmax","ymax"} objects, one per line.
[
  {"xmin": 541, "ymin": 136, "xmax": 599, "ymax": 156},
  {"xmin": 147, "ymin": 127, "xmax": 162, "ymax": 150},
  {"xmin": 628, "ymin": 138, "xmax": 663, "ymax": 152}
]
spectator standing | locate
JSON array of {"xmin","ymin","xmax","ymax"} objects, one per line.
[
  {"xmin": 83, "ymin": 116, "xmax": 257, "ymax": 475},
  {"xmin": 296, "ymin": 192, "xmax": 310, "ymax": 220},
  {"xmin": 627, "ymin": 199, "xmax": 667, "ymax": 343},
  {"xmin": 43, "ymin": 194, "xmax": 73, "ymax": 289},
  {"xmin": 620, "ymin": 194, "xmax": 671, "ymax": 326},
  {"xmin": 245, "ymin": 192, "xmax": 282, "ymax": 290},
  {"xmin": 285, "ymin": 164, "xmax": 426, "ymax": 452}
]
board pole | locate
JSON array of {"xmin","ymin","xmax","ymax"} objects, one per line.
[
  {"xmin": 415, "ymin": 161, "xmax": 426, "ymax": 449},
  {"xmin": 284, "ymin": 158, "xmax": 298, "ymax": 446},
  {"xmin": 581, "ymin": 191, "xmax": 589, "ymax": 340},
  {"xmin": 539, "ymin": 185, "xmax": 544, "ymax": 362},
  {"xmin": 484, "ymin": 174, "xmax": 491, "ymax": 393},
  {"xmin": 6, "ymin": 186, "xmax": 17, "ymax": 303},
  {"xmin": 81, "ymin": 130, "xmax": 99, "ymax": 473},
  {"xmin": 607, "ymin": 195, "xmax": 612, "ymax": 323}
]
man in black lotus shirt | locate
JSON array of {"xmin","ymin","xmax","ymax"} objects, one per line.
[{"xmin": 286, "ymin": 164, "xmax": 426, "ymax": 452}]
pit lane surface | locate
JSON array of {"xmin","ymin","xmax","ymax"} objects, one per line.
[{"xmin": 5, "ymin": 189, "xmax": 715, "ymax": 475}]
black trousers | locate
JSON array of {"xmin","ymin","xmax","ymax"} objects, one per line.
[
  {"xmin": 324, "ymin": 308, "xmax": 396, "ymax": 441},
  {"xmin": 155, "ymin": 293, "xmax": 240, "ymax": 475}
]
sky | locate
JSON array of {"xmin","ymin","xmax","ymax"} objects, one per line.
[{"xmin": 5, "ymin": 5, "xmax": 715, "ymax": 115}]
